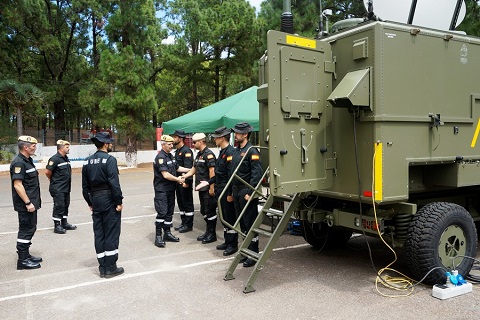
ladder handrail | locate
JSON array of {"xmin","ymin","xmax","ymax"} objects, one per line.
[{"xmin": 217, "ymin": 145, "xmax": 269, "ymax": 237}]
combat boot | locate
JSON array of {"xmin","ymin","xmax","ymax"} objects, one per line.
[
  {"xmin": 17, "ymin": 251, "xmax": 41, "ymax": 270},
  {"xmin": 27, "ymin": 249, "xmax": 43, "ymax": 263},
  {"xmin": 163, "ymin": 229, "xmax": 180, "ymax": 242},
  {"xmin": 54, "ymin": 221, "xmax": 66, "ymax": 234},
  {"xmin": 62, "ymin": 218, "xmax": 77, "ymax": 230},
  {"xmin": 105, "ymin": 266, "xmax": 124, "ymax": 278},
  {"xmin": 155, "ymin": 229, "xmax": 165, "ymax": 247},
  {"xmin": 202, "ymin": 219, "xmax": 217, "ymax": 244}
]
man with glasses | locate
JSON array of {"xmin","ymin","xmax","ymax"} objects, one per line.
[
  {"xmin": 10, "ymin": 135, "xmax": 42, "ymax": 270},
  {"xmin": 153, "ymin": 135, "xmax": 183, "ymax": 247}
]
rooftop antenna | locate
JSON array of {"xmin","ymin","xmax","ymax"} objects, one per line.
[
  {"xmin": 281, "ymin": 0, "xmax": 294, "ymax": 34},
  {"xmin": 407, "ymin": 0, "xmax": 417, "ymax": 24},
  {"xmin": 449, "ymin": 0, "xmax": 463, "ymax": 30}
]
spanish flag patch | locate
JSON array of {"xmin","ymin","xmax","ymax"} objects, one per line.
[
  {"xmin": 185, "ymin": 153, "xmax": 192, "ymax": 158},
  {"xmin": 207, "ymin": 154, "xmax": 214, "ymax": 159},
  {"xmin": 226, "ymin": 156, "xmax": 232, "ymax": 162},
  {"xmin": 251, "ymin": 154, "xmax": 260, "ymax": 161}
]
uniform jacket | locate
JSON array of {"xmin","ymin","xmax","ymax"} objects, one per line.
[
  {"xmin": 10, "ymin": 153, "xmax": 41, "ymax": 211},
  {"xmin": 46, "ymin": 152, "xmax": 72, "ymax": 195}
]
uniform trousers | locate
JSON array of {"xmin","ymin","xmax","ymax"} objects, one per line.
[
  {"xmin": 16, "ymin": 210, "xmax": 37, "ymax": 252},
  {"xmin": 232, "ymin": 185, "xmax": 259, "ymax": 252},
  {"xmin": 154, "ymin": 190, "xmax": 175, "ymax": 230},
  {"xmin": 217, "ymin": 187, "xmax": 237, "ymax": 244},
  {"xmin": 91, "ymin": 190, "xmax": 121, "ymax": 273},
  {"xmin": 199, "ymin": 190, "xmax": 217, "ymax": 219},
  {"xmin": 51, "ymin": 192, "xmax": 70, "ymax": 221}
]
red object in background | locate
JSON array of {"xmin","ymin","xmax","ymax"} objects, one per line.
[{"xmin": 156, "ymin": 127, "xmax": 163, "ymax": 141}]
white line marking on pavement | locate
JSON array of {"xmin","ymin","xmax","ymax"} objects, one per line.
[
  {"xmin": 0, "ymin": 243, "xmax": 309, "ymax": 302},
  {"xmin": 0, "ymin": 213, "xmax": 158, "ymax": 235}
]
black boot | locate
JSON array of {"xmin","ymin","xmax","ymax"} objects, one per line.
[
  {"xmin": 202, "ymin": 219, "xmax": 217, "ymax": 244},
  {"xmin": 105, "ymin": 266, "xmax": 124, "ymax": 278},
  {"xmin": 17, "ymin": 251, "xmax": 41, "ymax": 270},
  {"xmin": 179, "ymin": 214, "xmax": 193, "ymax": 233},
  {"xmin": 164, "ymin": 229, "xmax": 180, "ymax": 242},
  {"xmin": 216, "ymin": 242, "xmax": 227, "ymax": 250},
  {"xmin": 174, "ymin": 213, "xmax": 185, "ymax": 231},
  {"xmin": 155, "ymin": 229, "xmax": 165, "ymax": 247},
  {"xmin": 27, "ymin": 249, "xmax": 43, "ymax": 263},
  {"xmin": 223, "ymin": 230, "xmax": 238, "ymax": 256},
  {"xmin": 62, "ymin": 218, "xmax": 77, "ymax": 230},
  {"xmin": 54, "ymin": 221, "xmax": 66, "ymax": 234},
  {"xmin": 197, "ymin": 219, "xmax": 208, "ymax": 241}
]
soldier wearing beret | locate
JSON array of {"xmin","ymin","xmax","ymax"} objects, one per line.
[
  {"xmin": 82, "ymin": 132, "xmax": 124, "ymax": 278},
  {"xmin": 172, "ymin": 130, "xmax": 194, "ymax": 233},
  {"xmin": 230, "ymin": 122, "xmax": 262, "ymax": 267},
  {"xmin": 45, "ymin": 139, "xmax": 77, "ymax": 234},
  {"xmin": 153, "ymin": 135, "xmax": 183, "ymax": 248},
  {"xmin": 205, "ymin": 126, "xmax": 238, "ymax": 255},
  {"xmin": 10, "ymin": 135, "xmax": 42, "ymax": 270},
  {"xmin": 180, "ymin": 133, "xmax": 218, "ymax": 244}
]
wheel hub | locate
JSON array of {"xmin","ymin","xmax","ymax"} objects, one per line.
[{"xmin": 438, "ymin": 225, "xmax": 467, "ymax": 269}]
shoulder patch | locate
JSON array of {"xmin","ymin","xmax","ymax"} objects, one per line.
[
  {"xmin": 158, "ymin": 159, "xmax": 164, "ymax": 164},
  {"xmin": 14, "ymin": 167, "xmax": 22, "ymax": 174},
  {"xmin": 251, "ymin": 154, "xmax": 260, "ymax": 161},
  {"xmin": 207, "ymin": 154, "xmax": 214, "ymax": 159},
  {"xmin": 226, "ymin": 156, "xmax": 232, "ymax": 162},
  {"xmin": 185, "ymin": 153, "xmax": 192, "ymax": 158},
  {"xmin": 49, "ymin": 161, "xmax": 54, "ymax": 166}
]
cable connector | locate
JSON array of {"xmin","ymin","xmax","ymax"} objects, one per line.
[{"xmin": 432, "ymin": 271, "xmax": 473, "ymax": 300}]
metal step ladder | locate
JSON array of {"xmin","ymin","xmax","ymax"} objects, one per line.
[{"xmin": 224, "ymin": 192, "xmax": 301, "ymax": 293}]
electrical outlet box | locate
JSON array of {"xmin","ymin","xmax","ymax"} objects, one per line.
[{"xmin": 432, "ymin": 283, "xmax": 473, "ymax": 300}]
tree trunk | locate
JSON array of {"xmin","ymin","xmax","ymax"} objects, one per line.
[
  {"xmin": 125, "ymin": 136, "xmax": 137, "ymax": 168},
  {"xmin": 16, "ymin": 106, "xmax": 23, "ymax": 137}
]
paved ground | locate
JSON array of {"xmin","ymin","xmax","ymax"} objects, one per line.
[{"xmin": 0, "ymin": 166, "xmax": 479, "ymax": 320}]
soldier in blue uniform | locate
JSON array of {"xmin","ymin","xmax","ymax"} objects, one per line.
[
  {"xmin": 82, "ymin": 132, "xmax": 124, "ymax": 278},
  {"xmin": 45, "ymin": 139, "xmax": 77, "ymax": 234},
  {"xmin": 180, "ymin": 133, "xmax": 217, "ymax": 244},
  {"xmin": 230, "ymin": 122, "xmax": 262, "ymax": 267},
  {"xmin": 10, "ymin": 136, "xmax": 42, "ymax": 270},
  {"xmin": 153, "ymin": 135, "xmax": 183, "ymax": 247},
  {"xmin": 172, "ymin": 130, "xmax": 194, "ymax": 233}
]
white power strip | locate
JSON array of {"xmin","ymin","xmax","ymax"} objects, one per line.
[{"xmin": 432, "ymin": 283, "xmax": 473, "ymax": 300}]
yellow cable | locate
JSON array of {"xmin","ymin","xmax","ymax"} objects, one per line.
[{"xmin": 371, "ymin": 142, "xmax": 418, "ymax": 297}]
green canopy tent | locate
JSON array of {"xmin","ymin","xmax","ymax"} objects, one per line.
[{"xmin": 162, "ymin": 86, "xmax": 259, "ymax": 134}]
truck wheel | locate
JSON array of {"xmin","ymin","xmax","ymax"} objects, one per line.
[
  {"xmin": 405, "ymin": 202, "xmax": 477, "ymax": 284},
  {"xmin": 300, "ymin": 221, "xmax": 352, "ymax": 250}
]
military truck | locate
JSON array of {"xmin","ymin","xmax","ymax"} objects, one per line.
[{"xmin": 222, "ymin": 1, "xmax": 479, "ymax": 293}]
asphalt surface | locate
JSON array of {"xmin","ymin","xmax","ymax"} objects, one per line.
[{"xmin": 0, "ymin": 166, "xmax": 479, "ymax": 320}]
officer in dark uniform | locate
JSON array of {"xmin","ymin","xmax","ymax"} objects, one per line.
[
  {"xmin": 208, "ymin": 126, "xmax": 237, "ymax": 255},
  {"xmin": 10, "ymin": 135, "xmax": 42, "ymax": 270},
  {"xmin": 172, "ymin": 130, "xmax": 194, "ymax": 233},
  {"xmin": 230, "ymin": 122, "xmax": 262, "ymax": 267},
  {"xmin": 82, "ymin": 132, "xmax": 124, "ymax": 278},
  {"xmin": 153, "ymin": 135, "xmax": 183, "ymax": 247},
  {"xmin": 180, "ymin": 133, "xmax": 217, "ymax": 244},
  {"xmin": 45, "ymin": 139, "xmax": 77, "ymax": 234}
]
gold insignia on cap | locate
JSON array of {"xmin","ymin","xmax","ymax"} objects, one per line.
[
  {"xmin": 14, "ymin": 167, "xmax": 21, "ymax": 173},
  {"xmin": 161, "ymin": 135, "xmax": 174, "ymax": 142},
  {"xmin": 18, "ymin": 136, "xmax": 38, "ymax": 144}
]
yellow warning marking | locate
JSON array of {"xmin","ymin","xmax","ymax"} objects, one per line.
[
  {"xmin": 374, "ymin": 143, "xmax": 383, "ymax": 202},
  {"xmin": 470, "ymin": 118, "xmax": 480, "ymax": 148},
  {"xmin": 286, "ymin": 35, "xmax": 316, "ymax": 49}
]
